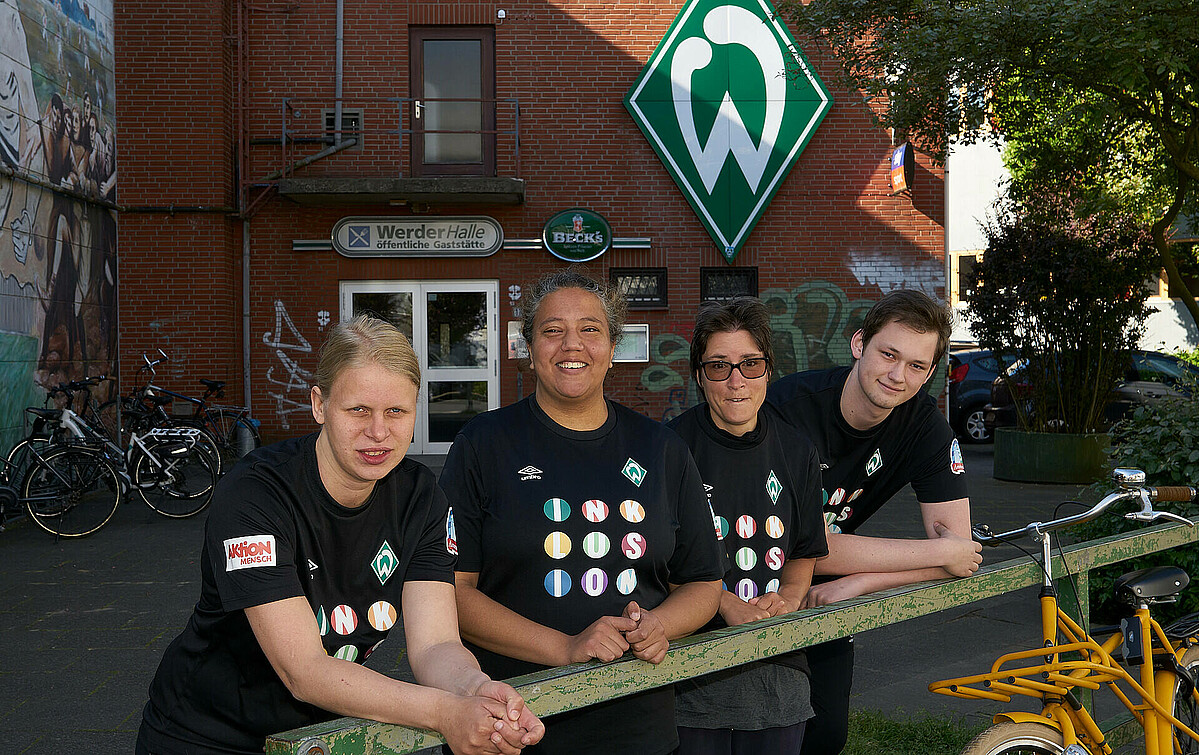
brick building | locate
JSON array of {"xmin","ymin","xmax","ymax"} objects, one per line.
[{"xmin": 114, "ymin": 0, "xmax": 946, "ymax": 451}]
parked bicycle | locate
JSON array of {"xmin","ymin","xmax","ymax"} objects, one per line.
[
  {"xmin": 1, "ymin": 384, "xmax": 219, "ymax": 537},
  {"xmin": 99, "ymin": 351, "xmax": 261, "ymax": 472},
  {"xmin": 929, "ymin": 468, "xmax": 1199, "ymax": 755}
]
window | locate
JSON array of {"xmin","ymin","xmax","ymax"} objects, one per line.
[
  {"xmin": 950, "ymin": 251, "xmax": 981, "ymax": 304},
  {"xmin": 323, "ymin": 108, "xmax": 363, "ymax": 149},
  {"xmin": 611, "ymin": 268, "xmax": 667, "ymax": 310},
  {"xmin": 700, "ymin": 267, "xmax": 758, "ymax": 302}
]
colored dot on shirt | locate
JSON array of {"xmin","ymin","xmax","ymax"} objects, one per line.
[
  {"xmin": 544, "ymin": 569, "xmax": 572, "ymax": 597},
  {"xmin": 544, "ymin": 498, "xmax": 571, "ymax": 522},
  {"xmin": 620, "ymin": 499, "xmax": 646, "ymax": 523},
  {"xmin": 582, "ymin": 568, "xmax": 609, "ymax": 596},
  {"xmin": 583, "ymin": 531, "xmax": 610, "ymax": 558},
  {"xmin": 765, "ymin": 547, "xmax": 785, "ymax": 571},
  {"xmin": 582, "ymin": 499, "xmax": 609, "ymax": 522},
  {"xmin": 765, "ymin": 515, "xmax": 785, "ymax": 539},
  {"xmin": 544, "ymin": 531, "xmax": 572, "ymax": 559},
  {"xmin": 368, "ymin": 601, "xmax": 396, "ymax": 631},
  {"xmin": 331, "ymin": 605, "xmax": 358, "ymax": 635},
  {"xmin": 616, "ymin": 568, "xmax": 637, "ymax": 595},
  {"xmin": 736, "ymin": 515, "xmax": 757, "ymax": 539},
  {"xmin": 736, "ymin": 578, "xmax": 759, "ymax": 601},
  {"xmin": 735, "ymin": 547, "xmax": 757, "ymax": 571}
]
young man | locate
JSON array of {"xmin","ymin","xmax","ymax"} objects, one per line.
[{"xmin": 766, "ymin": 290, "xmax": 983, "ymax": 755}]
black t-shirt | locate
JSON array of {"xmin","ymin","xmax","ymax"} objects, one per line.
[
  {"xmin": 439, "ymin": 395, "xmax": 724, "ymax": 755},
  {"xmin": 667, "ymin": 403, "xmax": 827, "ymax": 671},
  {"xmin": 139, "ymin": 434, "xmax": 456, "ymax": 755},
  {"xmin": 767, "ymin": 366, "xmax": 968, "ymax": 535}
]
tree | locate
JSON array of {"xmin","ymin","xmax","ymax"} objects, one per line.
[
  {"xmin": 781, "ymin": 0, "xmax": 1199, "ymax": 325},
  {"xmin": 966, "ymin": 192, "xmax": 1157, "ymax": 433}
]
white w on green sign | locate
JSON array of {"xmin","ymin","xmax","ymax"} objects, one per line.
[{"xmin": 624, "ymin": 0, "xmax": 832, "ymax": 262}]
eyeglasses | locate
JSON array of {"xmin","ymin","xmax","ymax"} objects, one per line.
[{"xmin": 699, "ymin": 358, "xmax": 770, "ymax": 381}]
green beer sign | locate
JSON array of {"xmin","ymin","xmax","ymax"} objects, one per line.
[
  {"xmin": 624, "ymin": 0, "xmax": 832, "ymax": 262},
  {"xmin": 542, "ymin": 208, "xmax": 612, "ymax": 262}
]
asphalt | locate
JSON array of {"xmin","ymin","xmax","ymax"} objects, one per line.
[{"xmin": 0, "ymin": 442, "xmax": 1098, "ymax": 754}]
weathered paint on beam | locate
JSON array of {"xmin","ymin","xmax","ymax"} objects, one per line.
[{"xmin": 266, "ymin": 523, "xmax": 1199, "ymax": 755}]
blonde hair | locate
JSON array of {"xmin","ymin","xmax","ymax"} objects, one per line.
[{"xmin": 314, "ymin": 314, "xmax": 420, "ymax": 394}]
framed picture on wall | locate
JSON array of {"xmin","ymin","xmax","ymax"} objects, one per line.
[{"xmin": 613, "ymin": 324, "xmax": 650, "ymax": 362}]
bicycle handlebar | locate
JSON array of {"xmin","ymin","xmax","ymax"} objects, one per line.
[{"xmin": 973, "ymin": 468, "xmax": 1197, "ymax": 546}]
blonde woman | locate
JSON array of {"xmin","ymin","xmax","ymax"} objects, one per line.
[{"xmin": 138, "ymin": 315, "xmax": 542, "ymax": 755}]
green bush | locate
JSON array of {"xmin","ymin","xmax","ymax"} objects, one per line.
[
  {"xmin": 967, "ymin": 192, "xmax": 1157, "ymax": 433},
  {"xmin": 1175, "ymin": 347, "xmax": 1199, "ymax": 368},
  {"xmin": 1073, "ymin": 393, "xmax": 1199, "ymax": 623}
]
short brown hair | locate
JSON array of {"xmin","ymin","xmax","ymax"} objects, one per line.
[
  {"xmin": 859, "ymin": 290, "xmax": 953, "ymax": 363},
  {"xmin": 314, "ymin": 314, "xmax": 420, "ymax": 394},
  {"xmin": 689, "ymin": 298, "xmax": 774, "ymax": 384}
]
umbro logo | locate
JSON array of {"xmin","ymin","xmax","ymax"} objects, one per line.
[{"xmin": 519, "ymin": 465, "xmax": 543, "ymax": 481}]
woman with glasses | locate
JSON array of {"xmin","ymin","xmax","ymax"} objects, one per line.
[
  {"xmin": 667, "ymin": 298, "xmax": 827, "ymax": 755},
  {"xmin": 440, "ymin": 268, "xmax": 724, "ymax": 755}
]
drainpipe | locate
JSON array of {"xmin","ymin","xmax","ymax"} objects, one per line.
[
  {"xmin": 335, "ymin": 0, "xmax": 344, "ymax": 146},
  {"xmin": 943, "ymin": 151, "xmax": 952, "ymax": 420},
  {"xmin": 243, "ymin": 221, "xmax": 252, "ymax": 409}
]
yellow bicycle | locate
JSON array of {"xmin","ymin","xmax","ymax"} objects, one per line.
[{"xmin": 930, "ymin": 468, "xmax": 1199, "ymax": 754}]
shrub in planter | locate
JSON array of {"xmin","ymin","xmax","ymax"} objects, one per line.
[
  {"xmin": 1073, "ymin": 393, "xmax": 1199, "ymax": 624},
  {"xmin": 967, "ymin": 192, "xmax": 1157, "ymax": 434}
]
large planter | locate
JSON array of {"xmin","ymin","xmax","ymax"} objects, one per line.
[{"xmin": 993, "ymin": 428, "xmax": 1111, "ymax": 484}]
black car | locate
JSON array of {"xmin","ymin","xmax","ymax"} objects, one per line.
[
  {"xmin": 985, "ymin": 350, "xmax": 1199, "ymax": 431},
  {"xmin": 949, "ymin": 348, "xmax": 1015, "ymax": 443}
]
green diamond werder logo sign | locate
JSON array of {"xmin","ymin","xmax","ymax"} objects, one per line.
[{"xmin": 624, "ymin": 0, "xmax": 832, "ymax": 262}]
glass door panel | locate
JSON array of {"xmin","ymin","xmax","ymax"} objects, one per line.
[
  {"xmin": 426, "ymin": 291, "xmax": 487, "ymax": 368},
  {"xmin": 340, "ymin": 281, "xmax": 497, "ymax": 455},
  {"xmin": 427, "ymin": 380, "xmax": 489, "ymax": 444},
  {"xmin": 423, "ymin": 39, "xmax": 482, "ymax": 164},
  {"xmin": 345, "ymin": 291, "xmax": 414, "ymax": 342}
]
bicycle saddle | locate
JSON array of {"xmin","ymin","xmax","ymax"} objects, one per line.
[
  {"xmin": 200, "ymin": 379, "xmax": 225, "ymax": 392},
  {"xmin": 25, "ymin": 407, "xmax": 62, "ymax": 420},
  {"xmin": 144, "ymin": 394, "xmax": 173, "ymax": 407},
  {"xmin": 1114, "ymin": 565, "xmax": 1190, "ymax": 602}
]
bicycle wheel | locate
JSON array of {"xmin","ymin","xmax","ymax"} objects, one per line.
[
  {"xmin": 206, "ymin": 409, "xmax": 261, "ymax": 469},
  {"xmin": 960, "ymin": 722, "xmax": 1066, "ymax": 755},
  {"xmin": 132, "ymin": 440, "xmax": 217, "ymax": 518},
  {"xmin": 21, "ymin": 445, "xmax": 121, "ymax": 537},
  {"xmin": 1173, "ymin": 646, "xmax": 1199, "ymax": 753}
]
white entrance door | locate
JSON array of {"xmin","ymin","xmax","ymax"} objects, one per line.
[{"xmin": 340, "ymin": 280, "xmax": 498, "ymax": 455}]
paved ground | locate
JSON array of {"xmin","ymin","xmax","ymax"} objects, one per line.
[{"xmin": 0, "ymin": 442, "xmax": 1098, "ymax": 753}]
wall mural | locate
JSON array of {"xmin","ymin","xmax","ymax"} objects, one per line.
[
  {"xmin": 640, "ymin": 279, "xmax": 946, "ymax": 423},
  {"xmin": 0, "ymin": 0, "xmax": 116, "ymax": 450}
]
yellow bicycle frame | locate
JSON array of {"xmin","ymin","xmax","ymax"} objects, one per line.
[{"xmin": 930, "ymin": 590, "xmax": 1199, "ymax": 754}]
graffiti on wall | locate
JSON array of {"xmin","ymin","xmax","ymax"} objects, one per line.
[
  {"xmin": 0, "ymin": 0, "xmax": 117, "ymax": 448},
  {"xmin": 263, "ymin": 300, "xmax": 316, "ymax": 430},
  {"xmin": 639, "ymin": 276, "xmax": 942, "ymax": 422}
]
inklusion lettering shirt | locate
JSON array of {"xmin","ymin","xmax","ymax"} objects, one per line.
[
  {"xmin": 440, "ymin": 395, "xmax": 724, "ymax": 755},
  {"xmin": 767, "ymin": 365, "xmax": 968, "ymax": 535},
  {"xmin": 139, "ymin": 434, "xmax": 455, "ymax": 755}
]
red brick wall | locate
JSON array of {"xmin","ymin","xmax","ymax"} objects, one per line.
[{"xmin": 117, "ymin": 0, "xmax": 945, "ymax": 440}]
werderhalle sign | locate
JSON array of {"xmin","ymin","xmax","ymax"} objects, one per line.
[{"xmin": 331, "ymin": 217, "xmax": 504, "ymax": 258}]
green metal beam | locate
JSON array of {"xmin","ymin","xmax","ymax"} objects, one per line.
[{"xmin": 266, "ymin": 523, "xmax": 1199, "ymax": 755}]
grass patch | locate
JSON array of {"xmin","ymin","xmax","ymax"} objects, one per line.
[{"xmin": 844, "ymin": 709, "xmax": 986, "ymax": 755}]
